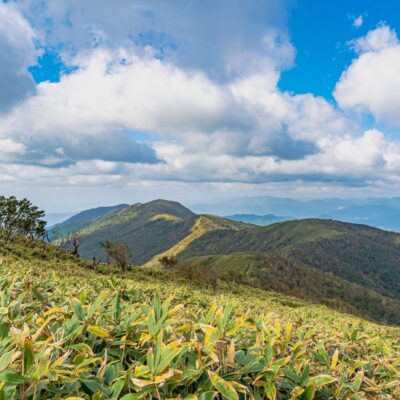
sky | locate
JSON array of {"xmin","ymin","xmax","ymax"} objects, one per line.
[{"xmin": 2, "ymin": 0, "xmax": 400, "ymax": 212}]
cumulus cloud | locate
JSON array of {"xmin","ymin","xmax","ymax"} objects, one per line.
[
  {"xmin": 2, "ymin": 1, "xmax": 400, "ymax": 205},
  {"xmin": 0, "ymin": 47, "xmax": 324, "ymax": 165},
  {"xmin": 0, "ymin": 3, "xmax": 37, "ymax": 113},
  {"xmin": 0, "ymin": 37, "xmax": 391, "ymax": 188},
  {"xmin": 18, "ymin": 0, "xmax": 293, "ymax": 78},
  {"xmin": 335, "ymin": 24, "xmax": 400, "ymax": 124},
  {"xmin": 352, "ymin": 24, "xmax": 398, "ymax": 53}
]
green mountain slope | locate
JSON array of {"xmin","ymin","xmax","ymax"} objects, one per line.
[
  {"xmin": 57, "ymin": 200, "xmax": 249, "ymax": 265},
  {"xmin": 186, "ymin": 252, "xmax": 400, "ymax": 324},
  {"xmin": 48, "ymin": 203, "xmax": 128, "ymax": 238},
  {"xmin": 180, "ymin": 219, "xmax": 400, "ymax": 299},
  {"xmin": 72, "ymin": 200, "xmax": 198, "ymax": 264},
  {"xmin": 54, "ymin": 201, "xmax": 400, "ymax": 324},
  {"xmin": 178, "ymin": 218, "xmax": 400, "ymax": 324}
]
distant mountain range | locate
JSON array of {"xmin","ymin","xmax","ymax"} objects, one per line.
[
  {"xmin": 226, "ymin": 213, "xmax": 288, "ymax": 226},
  {"xmin": 192, "ymin": 196, "xmax": 400, "ymax": 231},
  {"xmin": 45, "ymin": 212, "xmax": 76, "ymax": 226},
  {"xmin": 49, "ymin": 199, "xmax": 400, "ymax": 324}
]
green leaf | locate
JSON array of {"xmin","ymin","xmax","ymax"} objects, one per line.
[
  {"xmin": 120, "ymin": 394, "xmax": 144, "ymax": 400},
  {"xmin": 265, "ymin": 382, "xmax": 276, "ymax": 400},
  {"xmin": 347, "ymin": 372, "xmax": 363, "ymax": 393},
  {"xmin": 0, "ymin": 351, "xmax": 14, "ymax": 372},
  {"xmin": 112, "ymin": 292, "xmax": 121, "ymax": 324},
  {"xmin": 199, "ymin": 393, "xmax": 216, "ymax": 400},
  {"xmin": 301, "ymin": 384, "xmax": 316, "ymax": 400},
  {"xmin": 0, "ymin": 322, "xmax": 11, "ymax": 339},
  {"xmin": 308, "ymin": 374, "xmax": 336, "ymax": 388},
  {"xmin": 23, "ymin": 339, "xmax": 34, "ymax": 372},
  {"xmin": 0, "ymin": 371, "xmax": 26, "ymax": 384},
  {"xmin": 32, "ymin": 287, "xmax": 45, "ymax": 303},
  {"xmin": 208, "ymin": 371, "xmax": 239, "ymax": 400},
  {"xmin": 71, "ymin": 300, "xmax": 85, "ymax": 321},
  {"xmin": 87, "ymin": 292, "xmax": 107, "ymax": 319},
  {"xmin": 87, "ymin": 325, "xmax": 110, "ymax": 338}
]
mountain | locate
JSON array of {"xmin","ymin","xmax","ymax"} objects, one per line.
[
  {"xmin": 192, "ymin": 196, "xmax": 400, "ymax": 231},
  {"xmin": 48, "ymin": 203, "xmax": 129, "ymax": 238},
  {"xmin": 53, "ymin": 199, "xmax": 400, "ymax": 324},
  {"xmin": 178, "ymin": 218, "xmax": 400, "ymax": 323},
  {"xmin": 55, "ymin": 199, "xmax": 248, "ymax": 265},
  {"xmin": 180, "ymin": 218, "xmax": 400, "ymax": 297},
  {"xmin": 60, "ymin": 204, "xmax": 129, "ymax": 225},
  {"xmin": 226, "ymin": 213, "xmax": 288, "ymax": 226}
]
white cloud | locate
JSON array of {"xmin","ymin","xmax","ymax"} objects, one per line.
[
  {"xmin": 335, "ymin": 24, "xmax": 400, "ymax": 124},
  {"xmin": 18, "ymin": 0, "xmax": 293, "ymax": 78},
  {"xmin": 353, "ymin": 15, "xmax": 363, "ymax": 29},
  {"xmin": 2, "ymin": 2, "xmax": 400, "ymax": 207},
  {"xmin": 0, "ymin": 47, "xmax": 322, "ymax": 165},
  {"xmin": 0, "ymin": 139, "xmax": 26, "ymax": 156},
  {"xmin": 1, "ymin": 41, "xmax": 398, "ymax": 189},
  {"xmin": 0, "ymin": 3, "xmax": 37, "ymax": 112},
  {"xmin": 352, "ymin": 24, "xmax": 398, "ymax": 53}
]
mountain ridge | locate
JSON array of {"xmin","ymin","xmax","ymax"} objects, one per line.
[
  {"xmin": 192, "ymin": 195, "xmax": 400, "ymax": 231},
  {"xmin": 51, "ymin": 199, "xmax": 400, "ymax": 324}
]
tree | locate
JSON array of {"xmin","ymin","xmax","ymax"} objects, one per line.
[
  {"xmin": 159, "ymin": 255, "xmax": 177, "ymax": 269},
  {"xmin": 70, "ymin": 234, "xmax": 81, "ymax": 258},
  {"xmin": 100, "ymin": 241, "xmax": 132, "ymax": 272},
  {"xmin": 0, "ymin": 196, "xmax": 46, "ymax": 242}
]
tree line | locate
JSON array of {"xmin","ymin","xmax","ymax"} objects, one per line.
[{"xmin": 0, "ymin": 195, "xmax": 46, "ymax": 241}]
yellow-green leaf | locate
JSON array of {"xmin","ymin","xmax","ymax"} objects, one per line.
[{"xmin": 208, "ymin": 371, "xmax": 239, "ymax": 400}]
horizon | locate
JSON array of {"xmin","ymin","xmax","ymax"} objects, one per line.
[
  {"xmin": 46, "ymin": 194, "xmax": 400, "ymax": 216},
  {"xmin": 2, "ymin": 1, "xmax": 400, "ymax": 211},
  {"xmin": 45, "ymin": 195, "xmax": 400, "ymax": 234}
]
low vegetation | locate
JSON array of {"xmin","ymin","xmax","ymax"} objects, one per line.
[
  {"xmin": 0, "ymin": 234, "xmax": 399, "ymax": 399},
  {"xmin": 1, "ymin": 197, "xmax": 399, "ymax": 398}
]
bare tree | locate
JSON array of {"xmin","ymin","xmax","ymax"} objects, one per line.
[
  {"xmin": 71, "ymin": 234, "xmax": 81, "ymax": 258},
  {"xmin": 159, "ymin": 255, "xmax": 177, "ymax": 269},
  {"xmin": 100, "ymin": 241, "xmax": 132, "ymax": 272}
]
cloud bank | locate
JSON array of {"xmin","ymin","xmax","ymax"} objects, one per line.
[{"xmin": 1, "ymin": 2, "xmax": 400, "ymax": 208}]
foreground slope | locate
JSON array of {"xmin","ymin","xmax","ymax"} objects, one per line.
[{"xmin": 0, "ymin": 236, "xmax": 399, "ymax": 399}]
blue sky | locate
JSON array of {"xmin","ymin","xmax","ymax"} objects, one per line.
[
  {"xmin": 1, "ymin": 0, "xmax": 400, "ymax": 211},
  {"xmin": 279, "ymin": 1, "xmax": 400, "ymax": 98}
]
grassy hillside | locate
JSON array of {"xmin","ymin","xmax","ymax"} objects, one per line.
[
  {"xmin": 0, "ymin": 236, "xmax": 399, "ymax": 399},
  {"xmin": 180, "ymin": 219, "xmax": 400, "ymax": 300}
]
